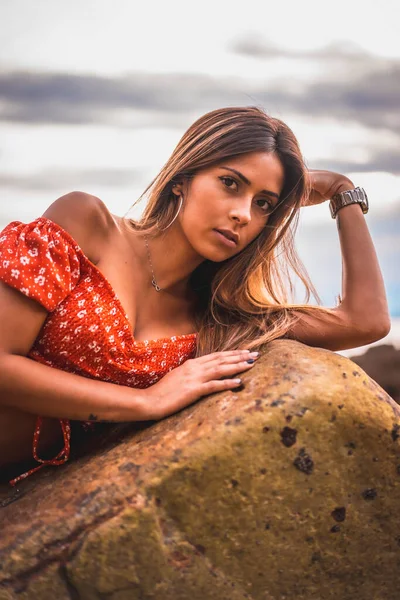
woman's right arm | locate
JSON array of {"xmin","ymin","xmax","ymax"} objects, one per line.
[
  {"xmin": 0, "ymin": 282, "xmax": 150, "ymax": 422},
  {"xmin": 0, "ymin": 194, "xmax": 256, "ymax": 423},
  {"xmin": 0, "ymin": 282, "xmax": 256, "ymax": 423}
]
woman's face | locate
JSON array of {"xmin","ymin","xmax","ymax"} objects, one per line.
[{"xmin": 177, "ymin": 151, "xmax": 285, "ymax": 261}]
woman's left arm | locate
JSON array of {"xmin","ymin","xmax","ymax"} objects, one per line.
[{"xmin": 285, "ymin": 170, "xmax": 391, "ymax": 351}]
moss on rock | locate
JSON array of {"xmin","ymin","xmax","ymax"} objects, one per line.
[{"xmin": 0, "ymin": 341, "xmax": 399, "ymax": 599}]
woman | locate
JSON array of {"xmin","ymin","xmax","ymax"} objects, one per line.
[{"xmin": 0, "ymin": 106, "xmax": 390, "ymax": 486}]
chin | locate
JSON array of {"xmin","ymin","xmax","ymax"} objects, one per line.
[
  {"xmin": 204, "ymin": 243, "xmax": 241, "ymax": 263},
  {"xmin": 188, "ymin": 230, "xmax": 241, "ymax": 263}
]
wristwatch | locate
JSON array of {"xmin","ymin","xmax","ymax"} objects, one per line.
[{"xmin": 329, "ymin": 187, "xmax": 369, "ymax": 219}]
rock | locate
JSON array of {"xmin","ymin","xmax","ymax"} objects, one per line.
[
  {"xmin": 0, "ymin": 339, "xmax": 400, "ymax": 600},
  {"xmin": 349, "ymin": 344, "xmax": 400, "ymax": 404}
]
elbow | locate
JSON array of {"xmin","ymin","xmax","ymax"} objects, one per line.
[{"xmin": 360, "ymin": 319, "xmax": 391, "ymax": 345}]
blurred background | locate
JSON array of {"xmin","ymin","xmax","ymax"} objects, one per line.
[{"xmin": 0, "ymin": 0, "xmax": 399, "ymax": 361}]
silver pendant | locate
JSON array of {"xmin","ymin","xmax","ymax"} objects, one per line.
[{"xmin": 151, "ymin": 278, "xmax": 162, "ymax": 292}]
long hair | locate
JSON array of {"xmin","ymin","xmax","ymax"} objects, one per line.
[{"xmin": 125, "ymin": 106, "xmax": 340, "ymax": 356}]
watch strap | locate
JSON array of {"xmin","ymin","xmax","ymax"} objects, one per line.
[{"xmin": 329, "ymin": 187, "xmax": 369, "ymax": 219}]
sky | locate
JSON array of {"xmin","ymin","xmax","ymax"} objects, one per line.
[{"xmin": 0, "ymin": 0, "xmax": 399, "ymax": 338}]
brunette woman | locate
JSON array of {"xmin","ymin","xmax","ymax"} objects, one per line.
[{"xmin": 0, "ymin": 106, "xmax": 390, "ymax": 485}]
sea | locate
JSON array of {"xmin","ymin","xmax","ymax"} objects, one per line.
[{"xmin": 338, "ymin": 317, "xmax": 400, "ymax": 358}]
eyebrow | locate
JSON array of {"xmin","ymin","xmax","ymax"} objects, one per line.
[{"xmin": 219, "ymin": 166, "xmax": 280, "ymax": 202}]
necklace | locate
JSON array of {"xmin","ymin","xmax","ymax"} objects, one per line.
[{"xmin": 144, "ymin": 235, "xmax": 162, "ymax": 292}]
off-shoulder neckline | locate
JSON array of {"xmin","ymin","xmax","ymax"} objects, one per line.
[{"xmin": 24, "ymin": 217, "xmax": 198, "ymax": 347}]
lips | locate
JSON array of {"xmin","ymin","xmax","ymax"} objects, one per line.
[{"xmin": 214, "ymin": 228, "xmax": 239, "ymax": 245}]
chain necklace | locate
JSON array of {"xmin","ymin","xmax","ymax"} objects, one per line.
[
  {"xmin": 144, "ymin": 235, "xmax": 162, "ymax": 292},
  {"xmin": 143, "ymin": 195, "xmax": 183, "ymax": 293}
]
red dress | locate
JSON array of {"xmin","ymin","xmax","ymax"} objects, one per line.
[{"xmin": 0, "ymin": 217, "xmax": 197, "ymax": 486}]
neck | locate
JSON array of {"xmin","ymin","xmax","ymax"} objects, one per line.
[{"xmin": 141, "ymin": 224, "xmax": 204, "ymax": 295}]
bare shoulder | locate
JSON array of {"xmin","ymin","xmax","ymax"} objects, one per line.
[{"xmin": 42, "ymin": 191, "xmax": 117, "ymax": 263}]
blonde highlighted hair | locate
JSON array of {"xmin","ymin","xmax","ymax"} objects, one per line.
[{"xmin": 125, "ymin": 106, "xmax": 339, "ymax": 356}]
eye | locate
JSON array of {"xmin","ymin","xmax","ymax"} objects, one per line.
[
  {"xmin": 255, "ymin": 198, "xmax": 273, "ymax": 213},
  {"xmin": 219, "ymin": 176, "xmax": 239, "ymax": 191}
]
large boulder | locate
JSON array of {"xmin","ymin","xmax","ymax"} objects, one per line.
[{"xmin": 1, "ymin": 340, "xmax": 400, "ymax": 600}]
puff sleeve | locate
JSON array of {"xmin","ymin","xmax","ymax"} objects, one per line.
[{"xmin": 0, "ymin": 217, "xmax": 82, "ymax": 311}]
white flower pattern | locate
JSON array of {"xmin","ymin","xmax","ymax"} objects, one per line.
[{"xmin": 0, "ymin": 216, "xmax": 197, "ymax": 487}]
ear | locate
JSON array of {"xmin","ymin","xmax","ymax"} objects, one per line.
[{"xmin": 171, "ymin": 181, "xmax": 184, "ymax": 197}]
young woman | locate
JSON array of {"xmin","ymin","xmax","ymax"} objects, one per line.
[{"xmin": 0, "ymin": 106, "xmax": 390, "ymax": 486}]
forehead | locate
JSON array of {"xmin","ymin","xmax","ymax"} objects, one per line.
[{"xmin": 212, "ymin": 151, "xmax": 285, "ymax": 192}]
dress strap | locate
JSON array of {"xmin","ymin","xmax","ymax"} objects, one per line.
[{"xmin": 9, "ymin": 417, "xmax": 71, "ymax": 486}]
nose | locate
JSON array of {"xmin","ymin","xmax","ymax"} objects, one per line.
[{"xmin": 229, "ymin": 197, "xmax": 252, "ymax": 225}]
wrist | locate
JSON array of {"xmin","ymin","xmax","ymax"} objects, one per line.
[
  {"xmin": 115, "ymin": 385, "xmax": 154, "ymax": 422},
  {"xmin": 329, "ymin": 185, "xmax": 369, "ymax": 219},
  {"xmin": 334, "ymin": 178, "xmax": 355, "ymax": 195},
  {"xmin": 135, "ymin": 386, "xmax": 161, "ymax": 421},
  {"xmin": 335, "ymin": 202, "xmax": 364, "ymax": 217}
]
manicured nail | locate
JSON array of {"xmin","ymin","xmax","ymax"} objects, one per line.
[
  {"xmin": 233, "ymin": 378, "xmax": 242, "ymax": 384},
  {"xmin": 249, "ymin": 352, "xmax": 259, "ymax": 358},
  {"xmin": 247, "ymin": 359, "xmax": 255, "ymax": 364}
]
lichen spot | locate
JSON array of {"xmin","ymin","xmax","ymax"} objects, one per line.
[
  {"xmin": 331, "ymin": 506, "xmax": 346, "ymax": 522},
  {"xmin": 293, "ymin": 448, "xmax": 314, "ymax": 475},
  {"xmin": 280, "ymin": 426, "xmax": 297, "ymax": 447}
]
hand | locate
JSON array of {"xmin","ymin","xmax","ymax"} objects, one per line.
[
  {"xmin": 142, "ymin": 350, "xmax": 259, "ymax": 420},
  {"xmin": 304, "ymin": 169, "xmax": 354, "ymax": 207}
]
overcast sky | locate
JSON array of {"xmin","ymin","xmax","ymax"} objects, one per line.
[{"xmin": 0, "ymin": 0, "xmax": 399, "ymax": 327}]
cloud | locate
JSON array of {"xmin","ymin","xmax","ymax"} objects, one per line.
[
  {"xmin": 311, "ymin": 149, "xmax": 400, "ymax": 176},
  {"xmin": 0, "ymin": 167, "xmax": 145, "ymax": 191},
  {"xmin": 1, "ymin": 65, "xmax": 400, "ymax": 172},
  {"xmin": 292, "ymin": 66, "xmax": 400, "ymax": 131},
  {"xmin": 229, "ymin": 37, "xmax": 400, "ymax": 135},
  {"xmin": 0, "ymin": 70, "xmax": 240, "ymax": 126},
  {"xmin": 1, "ymin": 64, "xmax": 399, "ymax": 129},
  {"xmin": 230, "ymin": 38, "xmax": 383, "ymax": 67}
]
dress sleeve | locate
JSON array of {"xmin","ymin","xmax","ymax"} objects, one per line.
[{"xmin": 0, "ymin": 217, "xmax": 82, "ymax": 311}]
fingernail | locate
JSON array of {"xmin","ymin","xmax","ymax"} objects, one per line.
[
  {"xmin": 249, "ymin": 352, "xmax": 259, "ymax": 358},
  {"xmin": 233, "ymin": 378, "xmax": 242, "ymax": 384},
  {"xmin": 247, "ymin": 359, "xmax": 255, "ymax": 364}
]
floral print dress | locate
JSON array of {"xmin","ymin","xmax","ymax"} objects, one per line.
[{"xmin": 0, "ymin": 217, "xmax": 197, "ymax": 486}]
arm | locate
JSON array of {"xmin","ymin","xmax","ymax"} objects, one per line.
[
  {"xmin": 0, "ymin": 193, "xmax": 257, "ymax": 424},
  {"xmin": 0, "ymin": 281, "xmax": 150, "ymax": 422},
  {"xmin": 0, "ymin": 282, "xmax": 256, "ymax": 424},
  {"xmin": 286, "ymin": 175, "xmax": 391, "ymax": 351},
  {"xmin": 0, "ymin": 192, "xmax": 150, "ymax": 422}
]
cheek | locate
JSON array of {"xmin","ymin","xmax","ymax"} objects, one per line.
[
  {"xmin": 245, "ymin": 218, "xmax": 270, "ymax": 245},
  {"xmin": 244, "ymin": 228, "xmax": 262, "ymax": 247},
  {"xmin": 183, "ymin": 186, "xmax": 219, "ymax": 222}
]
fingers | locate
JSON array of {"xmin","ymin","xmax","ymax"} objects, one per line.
[
  {"xmin": 151, "ymin": 349, "xmax": 261, "ymax": 420},
  {"xmin": 197, "ymin": 350, "xmax": 260, "ymax": 393},
  {"xmin": 205, "ymin": 358, "xmax": 258, "ymax": 380},
  {"xmin": 189, "ymin": 350, "xmax": 260, "ymax": 385},
  {"xmin": 196, "ymin": 349, "xmax": 258, "ymax": 365},
  {"xmin": 201, "ymin": 377, "xmax": 244, "ymax": 396},
  {"xmin": 201, "ymin": 350, "xmax": 259, "ymax": 373},
  {"xmin": 200, "ymin": 355, "xmax": 258, "ymax": 396}
]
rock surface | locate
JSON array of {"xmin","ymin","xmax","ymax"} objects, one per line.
[
  {"xmin": 349, "ymin": 344, "xmax": 400, "ymax": 404},
  {"xmin": 1, "ymin": 339, "xmax": 400, "ymax": 600}
]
